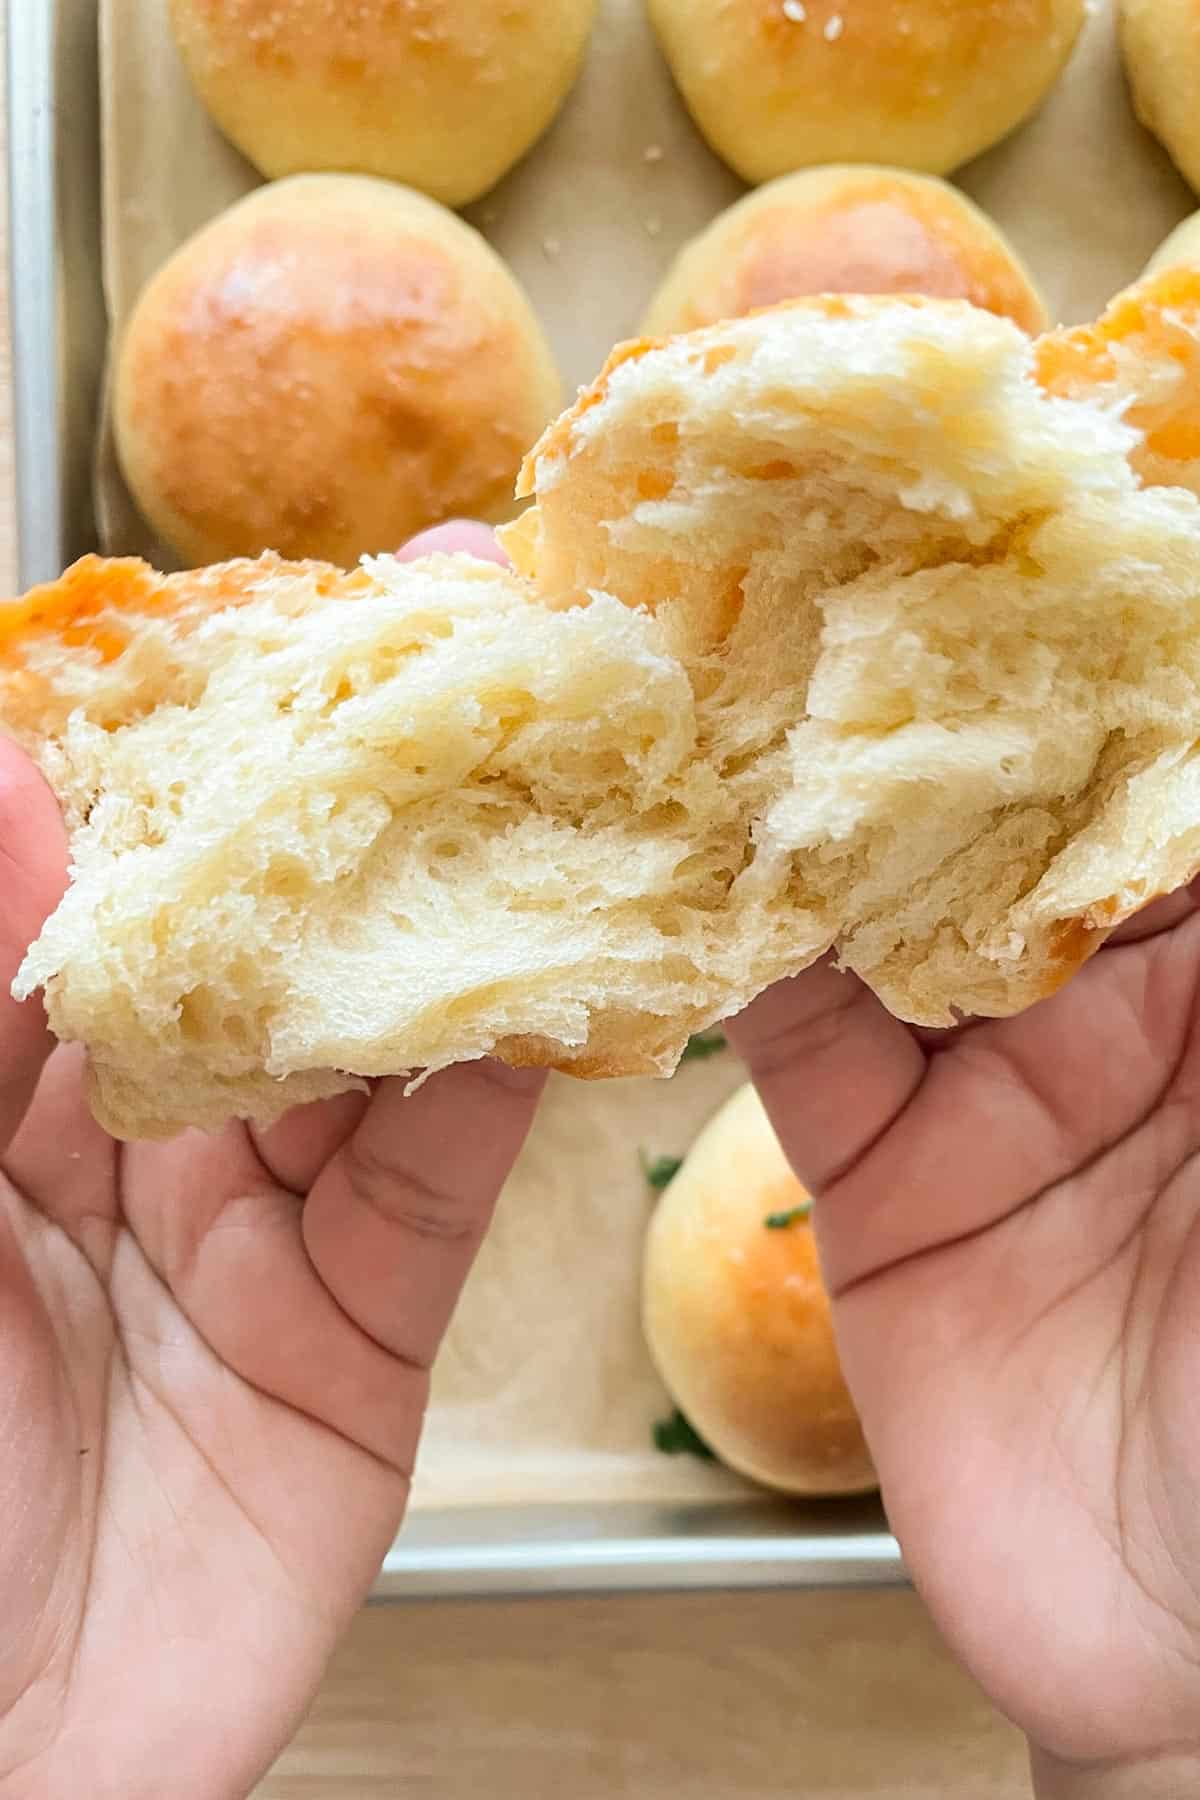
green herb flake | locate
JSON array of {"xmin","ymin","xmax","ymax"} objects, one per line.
[
  {"xmin": 652, "ymin": 1407, "xmax": 716, "ymax": 1460},
  {"xmin": 640, "ymin": 1150, "xmax": 684, "ymax": 1191},
  {"xmin": 679, "ymin": 1031, "xmax": 727, "ymax": 1063},
  {"xmin": 764, "ymin": 1203, "xmax": 812, "ymax": 1230}
]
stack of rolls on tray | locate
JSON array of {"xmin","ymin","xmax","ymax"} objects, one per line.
[
  {"xmin": 9, "ymin": 271, "xmax": 1200, "ymax": 1139},
  {"xmin": 644, "ymin": 1084, "xmax": 875, "ymax": 1497},
  {"xmin": 107, "ymin": 0, "xmax": 1094, "ymax": 570}
]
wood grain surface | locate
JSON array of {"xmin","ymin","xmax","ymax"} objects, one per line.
[
  {"xmin": 0, "ymin": 15, "xmax": 1025, "ymax": 1789},
  {"xmin": 256, "ymin": 1590, "xmax": 1027, "ymax": 1799}
]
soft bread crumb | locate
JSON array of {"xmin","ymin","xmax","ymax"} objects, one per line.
[{"xmin": 8, "ymin": 279, "xmax": 1200, "ymax": 1139}]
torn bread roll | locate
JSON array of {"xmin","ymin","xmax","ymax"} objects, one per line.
[
  {"xmin": 643, "ymin": 1084, "xmax": 874, "ymax": 1498},
  {"xmin": 7, "ymin": 274, "xmax": 1200, "ymax": 1138},
  {"xmin": 642, "ymin": 166, "xmax": 1049, "ymax": 337}
]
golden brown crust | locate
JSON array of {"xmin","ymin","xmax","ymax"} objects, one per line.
[
  {"xmin": 115, "ymin": 176, "xmax": 561, "ymax": 569},
  {"xmin": 642, "ymin": 169, "xmax": 1049, "ymax": 338},
  {"xmin": 647, "ymin": 0, "xmax": 1085, "ymax": 184},
  {"xmin": 0, "ymin": 552, "xmax": 373, "ymax": 661},
  {"xmin": 1035, "ymin": 267, "xmax": 1200, "ymax": 474},
  {"xmin": 495, "ymin": 1031, "xmax": 678, "ymax": 1081},
  {"xmin": 0, "ymin": 556, "xmax": 167, "ymax": 666},
  {"xmin": 1121, "ymin": 0, "xmax": 1200, "ymax": 194},
  {"xmin": 643, "ymin": 1085, "xmax": 875, "ymax": 1497},
  {"xmin": 169, "ymin": 0, "xmax": 597, "ymax": 208}
]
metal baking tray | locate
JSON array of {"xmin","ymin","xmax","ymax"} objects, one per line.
[{"xmin": 6, "ymin": 0, "xmax": 906, "ymax": 1599}]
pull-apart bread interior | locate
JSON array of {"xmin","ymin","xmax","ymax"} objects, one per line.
[{"xmin": 7, "ymin": 274, "xmax": 1200, "ymax": 1140}]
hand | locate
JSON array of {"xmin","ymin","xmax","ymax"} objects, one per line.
[
  {"xmin": 728, "ymin": 896, "xmax": 1200, "ymax": 1797},
  {"xmin": 0, "ymin": 524, "xmax": 545, "ymax": 1800}
]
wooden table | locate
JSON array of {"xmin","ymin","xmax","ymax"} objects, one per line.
[{"xmin": 0, "ymin": 67, "xmax": 1027, "ymax": 1800}]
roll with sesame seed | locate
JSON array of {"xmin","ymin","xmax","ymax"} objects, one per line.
[
  {"xmin": 643, "ymin": 1083, "xmax": 876, "ymax": 1497},
  {"xmin": 642, "ymin": 166, "xmax": 1049, "ymax": 336},
  {"xmin": 113, "ymin": 174, "xmax": 561, "ymax": 569},
  {"xmin": 648, "ymin": 0, "xmax": 1086, "ymax": 186},
  {"xmin": 168, "ymin": 0, "xmax": 598, "ymax": 209}
]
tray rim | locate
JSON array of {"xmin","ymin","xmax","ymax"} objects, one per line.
[
  {"xmin": 5, "ymin": 0, "xmax": 908, "ymax": 1600},
  {"xmin": 7, "ymin": 0, "xmax": 107, "ymax": 589}
]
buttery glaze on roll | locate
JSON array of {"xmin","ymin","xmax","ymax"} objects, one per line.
[
  {"xmin": 648, "ymin": 0, "xmax": 1085, "ymax": 186},
  {"xmin": 642, "ymin": 166, "xmax": 1048, "ymax": 336},
  {"xmin": 169, "ymin": 0, "xmax": 598, "ymax": 208},
  {"xmin": 114, "ymin": 175, "xmax": 561, "ymax": 569},
  {"xmin": 644, "ymin": 1084, "xmax": 875, "ymax": 1498}
]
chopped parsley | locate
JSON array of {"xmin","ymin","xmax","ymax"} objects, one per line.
[
  {"xmin": 640, "ymin": 1150, "xmax": 683, "ymax": 1190},
  {"xmin": 764, "ymin": 1203, "xmax": 812, "ymax": 1230},
  {"xmin": 652, "ymin": 1407, "xmax": 716, "ymax": 1460},
  {"xmin": 679, "ymin": 1030, "xmax": 727, "ymax": 1063}
]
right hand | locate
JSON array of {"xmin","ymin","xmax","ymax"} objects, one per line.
[{"xmin": 729, "ymin": 897, "xmax": 1200, "ymax": 1798}]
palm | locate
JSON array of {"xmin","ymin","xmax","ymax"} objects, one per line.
[
  {"xmin": 732, "ymin": 902, "xmax": 1200, "ymax": 1771},
  {"xmin": 0, "ymin": 741, "xmax": 542, "ymax": 1799}
]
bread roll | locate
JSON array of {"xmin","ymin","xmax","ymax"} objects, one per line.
[
  {"xmin": 642, "ymin": 167, "xmax": 1048, "ymax": 337},
  {"xmin": 10, "ymin": 273, "xmax": 1200, "ymax": 1138},
  {"xmin": 648, "ymin": 0, "xmax": 1085, "ymax": 186},
  {"xmin": 643, "ymin": 1084, "xmax": 874, "ymax": 1497},
  {"xmin": 1142, "ymin": 209, "xmax": 1200, "ymax": 280},
  {"xmin": 113, "ymin": 175, "xmax": 560, "ymax": 571},
  {"xmin": 169, "ymin": 0, "xmax": 597, "ymax": 209},
  {"xmin": 1121, "ymin": 0, "xmax": 1200, "ymax": 196}
]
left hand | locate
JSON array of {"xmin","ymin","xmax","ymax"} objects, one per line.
[{"xmin": 0, "ymin": 524, "xmax": 545, "ymax": 1800}]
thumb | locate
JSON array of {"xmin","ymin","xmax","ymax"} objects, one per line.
[{"xmin": 0, "ymin": 737, "xmax": 67, "ymax": 1149}]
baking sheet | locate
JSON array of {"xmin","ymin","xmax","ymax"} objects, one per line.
[{"xmin": 94, "ymin": 0, "xmax": 1198, "ymax": 1520}]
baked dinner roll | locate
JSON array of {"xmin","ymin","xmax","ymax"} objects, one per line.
[
  {"xmin": 1121, "ymin": 1, "xmax": 1200, "ymax": 196},
  {"xmin": 11, "ymin": 272, "xmax": 1200, "ymax": 1138},
  {"xmin": 169, "ymin": 0, "xmax": 597, "ymax": 208},
  {"xmin": 648, "ymin": 0, "xmax": 1086, "ymax": 185},
  {"xmin": 642, "ymin": 167, "xmax": 1048, "ymax": 337},
  {"xmin": 114, "ymin": 175, "xmax": 560, "ymax": 569},
  {"xmin": 1142, "ymin": 209, "xmax": 1200, "ymax": 280},
  {"xmin": 643, "ymin": 1083, "xmax": 874, "ymax": 1497}
]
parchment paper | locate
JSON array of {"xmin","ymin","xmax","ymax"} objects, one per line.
[{"xmin": 96, "ymin": 0, "xmax": 1198, "ymax": 1512}]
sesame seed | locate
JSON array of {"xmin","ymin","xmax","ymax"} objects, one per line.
[
  {"xmin": 644, "ymin": 214, "xmax": 663, "ymax": 238},
  {"xmin": 643, "ymin": 143, "xmax": 665, "ymax": 163},
  {"xmin": 782, "ymin": 0, "xmax": 806, "ymax": 18},
  {"xmin": 824, "ymin": 13, "xmax": 844, "ymax": 40},
  {"xmin": 542, "ymin": 236, "xmax": 561, "ymax": 259}
]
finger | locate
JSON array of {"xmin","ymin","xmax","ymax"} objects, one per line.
[
  {"xmin": 120, "ymin": 1124, "xmax": 424, "ymax": 1469},
  {"xmin": 303, "ymin": 1060, "xmax": 545, "ymax": 1370},
  {"xmin": 3, "ymin": 1043, "xmax": 116, "ymax": 1229},
  {"xmin": 0, "ymin": 739, "xmax": 68, "ymax": 1151},
  {"xmin": 727, "ymin": 960, "xmax": 927, "ymax": 1196},
  {"xmin": 812, "ymin": 916, "xmax": 1200, "ymax": 1295},
  {"xmin": 250, "ymin": 1088, "xmax": 371, "ymax": 1195},
  {"xmin": 396, "ymin": 522, "xmax": 508, "ymax": 566}
]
